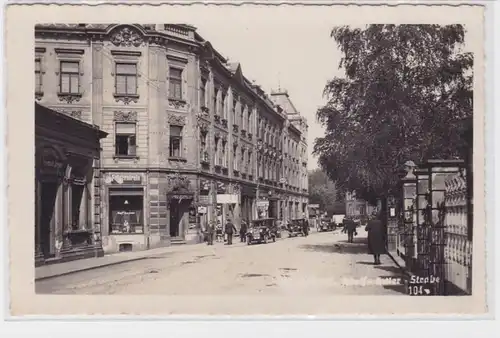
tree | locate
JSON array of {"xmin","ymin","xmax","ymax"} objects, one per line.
[
  {"xmin": 313, "ymin": 24, "xmax": 473, "ymax": 205},
  {"xmin": 308, "ymin": 169, "xmax": 345, "ymax": 215}
]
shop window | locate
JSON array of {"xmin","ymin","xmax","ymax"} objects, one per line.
[
  {"xmin": 60, "ymin": 61, "xmax": 80, "ymax": 94},
  {"xmin": 169, "ymin": 67, "xmax": 183, "ymax": 100},
  {"xmin": 115, "ymin": 122, "xmax": 137, "ymax": 157},
  {"xmin": 109, "ymin": 192, "xmax": 144, "ymax": 234},
  {"xmin": 169, "ymin": 125, "xmax": 183, "ymax": 158},
  {"xmin": 115, "ymin": 62, "xmax": 138, "ymax": 95}
]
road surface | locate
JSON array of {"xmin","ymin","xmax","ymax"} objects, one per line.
[{"xmin": 36, "ymin": 229, "xmax": 406, "ymax": 295}]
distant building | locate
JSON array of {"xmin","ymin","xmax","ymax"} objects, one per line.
[{"xmin": 345, "ymin": 191, "xmax": 376, "ymax": 217}]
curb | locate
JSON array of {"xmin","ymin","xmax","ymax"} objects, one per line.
[
  {"xmin": 385, "ymin": 251, "xmax": 411, "ymax": 278},
  {"xmin": 35, "ymin": 256, "xmax": 152, "ymax": 282}
]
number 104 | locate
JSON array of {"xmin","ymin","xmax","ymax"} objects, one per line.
[{"xmin": 408, "ymin": 285, "xmax": 424, "ymax": 295}]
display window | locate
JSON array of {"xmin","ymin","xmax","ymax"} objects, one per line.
[{"xmin": 109, "ymin": 188, "xmax": 144, "ymax": 234}]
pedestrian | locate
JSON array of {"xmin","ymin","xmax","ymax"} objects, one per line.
[
  {"xmin": 365, "ymin": 211, "xmax": 386, "ymax": 265},
  {"xmin": 225, "ymin": 218, "xmax": 237, "ymax": 245},
  {"xmin": 345, "ymin": 217, "xmax": 357, "ymax": 243},
  {"xmin": 240, "ymin": 220, "xmax": 248, "ymax": 242},
  {"xmin": 206, "ymin": 221, "xmax": 214, "ymax": 246}
]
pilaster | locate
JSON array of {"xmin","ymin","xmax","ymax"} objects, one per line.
[{"xmin": 91, "ymin": 42, "xmax": 104, "ymax": 127}]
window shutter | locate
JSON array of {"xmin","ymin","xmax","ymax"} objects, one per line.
[
  {"xmin": 116, "ymin": 122, "xmax": 136, "ymax": 134},
  {"xmin": 116, "ymin": 75, "xmax": 126, "ymax": 94}
]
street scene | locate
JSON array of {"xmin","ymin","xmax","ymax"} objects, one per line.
[
  {"xmin": 32, "ymin": 20, "xmax": 474, "ymax": 298},
  {"xmin": 36, "ymin": 229, "xmax": 405, "ymax": 295}
]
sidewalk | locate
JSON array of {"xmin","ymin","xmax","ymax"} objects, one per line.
[{"xmin": 35, "ymin": 242, "xmax": 207, "ymax": 281}]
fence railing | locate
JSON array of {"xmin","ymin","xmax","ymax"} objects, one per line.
[{"xmin": 444, "ymin": 171, "xmax": 472, "ymax": 294}]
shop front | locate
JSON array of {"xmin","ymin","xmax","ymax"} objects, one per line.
[
  {"xmin": 35, "ymin": 103, "xmax": 107, "ymax": 266},
  {"xmin": 101, "ymin": 172, "xmax": 147, "ymax": 253},
  {"xmin": 166, "ymin": 173, "xmax": 195, "ymax": 244}
]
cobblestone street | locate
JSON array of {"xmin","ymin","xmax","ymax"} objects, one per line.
[{"xmin": 36, "ymin": 230, "xmax": 407, "ymax": 296}]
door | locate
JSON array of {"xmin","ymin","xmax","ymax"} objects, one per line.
[
  {"xmin": 40, "ymin": 181, "xmax": 58, "ymax": 257},
  {"xmin": 169, "ymin": 200, "xmax": 179, "ymax": 237}
]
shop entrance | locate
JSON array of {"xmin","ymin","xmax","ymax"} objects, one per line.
[
  {"xmin": 169, "ymin": 199, "xmax": 181, "ymax": 237},
  {"xmin": 39, "ymin": 181, "xmax": 58, "ymax": 258},
  {"xmin": 268, "ymin": 199, "xmax": 278, "ymax": 219}
]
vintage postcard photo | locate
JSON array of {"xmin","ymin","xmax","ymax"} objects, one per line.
[{"xmin": 6, "ymin": 2, "xmax": 487, "ymax": 316}]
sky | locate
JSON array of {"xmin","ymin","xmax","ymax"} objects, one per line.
[{"xmin": 190, "ymin": 19, "xmax": 344, "ymax": 171}]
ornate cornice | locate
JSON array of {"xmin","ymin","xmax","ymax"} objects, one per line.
[{"xmin": 114, "ymin": 111, "xmax": 138, "ymax": 122}]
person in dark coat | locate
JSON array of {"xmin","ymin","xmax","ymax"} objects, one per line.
[
  {"xmin": 365, "ymin": 213, "xmax": 386, "ymax": 265},
  {"xmin": 345, "ymin": 217, "xmax": 357, "ymax": 243},
  {"xmin": 240, "ymin": 220, "xmax": 248, "ymax": 242},
  {"xmin": 225, "ymin": 219, "xmax": 237, "ymax": 245},
  {"xmin": 206, "ymin": 221, "xmax": 214, "ymax": 246}
]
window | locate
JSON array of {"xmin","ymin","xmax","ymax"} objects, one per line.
[
  {"xmin": 220, "ymin": 91, "xmax": 225, "ymax": 118},
  {"xmin": 222, "ymin": 141, "xmax": 227, "ymax": 167},
  {"xmin": 200, "ymin": 78, "xmax": 207, "ymax": 108},
  {"xmin": 200, "ymin": 132, "xmax": 208, "ymax": 162},
  {"xmin": 247, "ymin": 152, "xmax": 252, "ymax": 174},
  {"xmin": 241, "ymin": 148, "xmax": 246, "ymax": 172},
  {"xmin": 233, "ymin": 145, "xmax": 238, "ymax": 171},
  {"xmin": 169, "ymin": 67, "xmax": 183, "ymax": 99},
  {"xmin": 247, "ymin": 111, "xmax": 252, "ymax": 133},
  {"xmin": 35, "ymin": 58, "xmax": 42, "ymax": 93},
  {"xmin": 169, "ymin": 125, "xmax": 183, "ymax": 157},
  {"xmin": 214, "ymin": 137, "xmax": 219, "ymax": 165},
  {"xmin": 214, "ymin": 88, "xmax": 219, "ymax": 115},
  {"xmin": 115, "ymin": 122, "xmax": 137, "ymax": 157},
  {"xmin": 109, "ymin": 192, "xmax": 144, "ymax": 234},
  {"xmin": 60, "ymin": 61, "xmax": 79, "ymax": 94},
  {"xmin": 71, "ymin": 184, "xmax": 85, "ymax": 230},
  {"xmin": 115, "ymin": 63, "xmax": 137, "ymax": 95}
]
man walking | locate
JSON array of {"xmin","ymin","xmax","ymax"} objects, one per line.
[
  {"xmin": 240, "ymin": 220, "xmax": 248, "ymax": 243},
  {"xmin": 365, "ymin": 211, "xmax": 386, "ymax": 265},
  {"xmin": 344, "ymin": 216, "xmax": 357, "ymax": 243},
  {"xmin": 206, "ymin": 221, "xmax": 214, "ymax": 246},
  {"xmin": 225, "ymin": 218, "xmax": 237, "ymax": 245}
]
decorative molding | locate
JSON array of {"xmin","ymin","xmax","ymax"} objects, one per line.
[
  {"xmin": 221, "ymin": 134, "xmax": 228, "ymax": 142},
  {"xmin": 168, "ymin": 114, "xmax": 186, "ymax": 126},
  {"xmin": 214, "ymin": 131, "xmax": 221, "ymax": 138},
  {"xmin": 114, "ymin": 111, "xmax": 138, "ymax": 122},
  {"xmin": 197, "ymin": 119, "xmax": 209, "ymax": 133},
  {"xmin": 168, "ymin": 98, "xmax": 187, "ymax": 109},
  {"xmin": 58, "ymin": 93, "xmax": 82, "ymax": 104},
  {"xmin": 114, "ymin": 94, "xmax": 139, "ymax": 105},
  {"xmin": 35, "ymin": 47, "xmax": 46, "ymax": 53},
  {"xmin": 110, "ymin": 50, "xmax": 142, "ymax": 57},
  {"xmin": 167, "ymin": 54, "xmax": 189, "ymax": 64},
  {"xmin": 54, "ymin": 48, "xmax": 85, "ymax": 55},
  {"xmin": 166, "ymin": 172, "xmax": 191, "ymax": 194},
  {"xmin": 110, "ymin": 27, "xmax": 144, "ymax": 47},
  {"xmin": 35, "ymin": 92, "xmax": 44, "ymax": 101}
]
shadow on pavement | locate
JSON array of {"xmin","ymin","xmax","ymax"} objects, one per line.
[
  {"xmin": 374, "ymin": 265, "xmax": 407, "ymax": 275},
  {"xmin": 336, "ymin": 237, "xmax": 368, "ymax": 245},
  {"xmin": 299, "ymin": 242, "xmax": 369, "ymax": 255}
]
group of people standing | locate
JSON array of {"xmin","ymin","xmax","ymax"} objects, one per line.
[{"xmin": 205, "ymin": 218, "xmax": 238, "ymax": 246}]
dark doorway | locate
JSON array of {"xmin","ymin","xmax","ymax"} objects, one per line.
[
  {"xmin": 169, "ymin": 200, "xmax": 180, "ymax": 237},
  {"xmin": 269, "ymin": 200, "xmax": 277, "ymax": 218},
  {"xmin": 39, "ymin": 181, "xmax": 58, "ymax": 258}
]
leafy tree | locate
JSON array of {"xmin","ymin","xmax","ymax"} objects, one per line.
[
  {"xmin": 313, "ymin": 24, "xmax": 473, "ymax": 206},
  {"xmin": 308, "ymin": 169, "xmax": 345, "ymax": 215}
]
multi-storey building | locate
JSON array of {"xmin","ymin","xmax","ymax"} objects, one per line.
[
  {"xmin": 345, "ymin": 191, "xmax": 377, "ymax": 218},
  {"xmin": 35, "ymin": 23, "xmax": 309, "ymax": 253}
]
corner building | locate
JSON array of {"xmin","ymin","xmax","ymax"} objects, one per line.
[{"xmin": 35, "ymin": 24, "xmax": 309, "ymax": 253}]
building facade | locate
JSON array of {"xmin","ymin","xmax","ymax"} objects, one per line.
[
  {"xmin": 35, "ymin": 103, "xmax": 108, "ymax": 265},
  {"xmin": 345, "ymin": 191, "xmax": 377, "ymax": 218},
  {"xmin": 35, "ymin": 23, "xmax": 309, "ymax": 253}
]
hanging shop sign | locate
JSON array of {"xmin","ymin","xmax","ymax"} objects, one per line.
[
  {"xmin": 217, "ymin": 194, "xmax": 239, "ymax": 204},
  {"xmin": 105, "ymin": 173, "xmax": 142, "ymax": 185}
]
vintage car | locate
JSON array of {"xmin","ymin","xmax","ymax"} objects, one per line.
[
  {"xmin": 287, "ymin": 218, "xmax": 308, "ymax": 237},
  {"xmin": 317, "ymin": 218, "xmax": 335, "ymax": 232},
  {"xmin": 246, "ymin": 218, "xmax": 278, "ymax": 245}
]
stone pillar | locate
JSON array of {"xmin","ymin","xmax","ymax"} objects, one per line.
[
  {"xmin": 34, "ymin": 178, "xmax": 44, "ymax": 265},
  {"xmin": 91, "ymin": 42, "xmax": 104, "ymax": 127}
]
